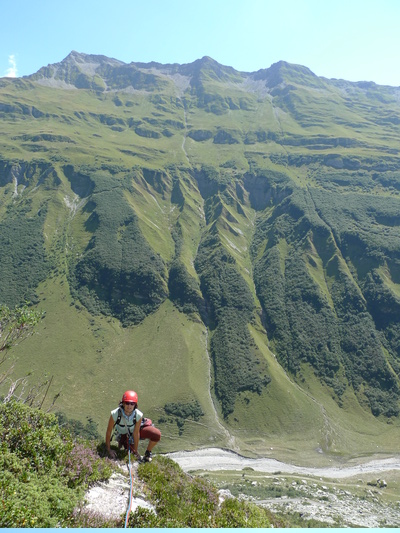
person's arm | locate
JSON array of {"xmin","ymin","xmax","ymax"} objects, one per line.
[{"xmin": 105, "ymin": 415, "xmax": 117, "ymax": 459}]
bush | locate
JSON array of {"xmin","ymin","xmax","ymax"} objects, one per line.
[
  {"xmin": 133, "ymin": 456, "xmax": 271, "ymax": 528},
  {"xmin": 0, "ymin": 400, "xmax": 113, "ymax": 527},
  {"xmin": 216, "ymin": 497, "xmax": 272, "ymax": 528},
  {"xmin": 0, "ymin": 205, "xmax": 49, "ymax": 308},
  {"xmin": 55, "ymin": 411, "xmax": 101, "ymax": 440},
  {"xmin": 168, "ymin": 260, "xmax": 202, "ymax": 315}
]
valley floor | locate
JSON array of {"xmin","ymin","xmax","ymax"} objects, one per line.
[{"xmin": 167, "ymin": 447, "xmax": 400, "ymax": 478}]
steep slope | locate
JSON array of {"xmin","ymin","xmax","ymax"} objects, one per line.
[{"xmin": 1, "ymin": 52, "xmax": 400, "ymax": 459}]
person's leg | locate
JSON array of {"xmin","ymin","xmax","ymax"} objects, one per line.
[
  {"xmin": 140, "ymin": 426, "xmax": 161, "ymax": 460},
  {"xmin": 146, "ymin": 439, "xmax": 158, "ymax": 452},
  {"xmin": 118, "ymin": 434, "xmax": 129, "ymax": 450}
]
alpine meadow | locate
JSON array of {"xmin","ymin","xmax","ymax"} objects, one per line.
[{"xmin": 2, "ymin": 51, "xmax": 400, "ymax": 462}]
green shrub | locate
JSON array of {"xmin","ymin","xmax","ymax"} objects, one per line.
[
  {"xmin": 135, "ymin": 456, "xmax": 217, "ymax": 527},
  {"xmin": 216, "ymin": 497, "xmax": 271, "ymax": 528},
  {"xmin": 55, "ymin": 411, "xmax": 101, "ymax": 440},
  {"xmin": 0, "ymin": 400, "xmax": 113, "ymax": 527},
  {"xmin": 134, "ymin": 456, "xmax": 271, "ymax": 528},
  {"xmin": 168, "ymin": 260, "xmax": 203, "ymax": 316}
]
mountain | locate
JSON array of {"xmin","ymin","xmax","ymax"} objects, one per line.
[{"xmin": 1, "ymin": 52, "xmax": 400, "ymax": 460}]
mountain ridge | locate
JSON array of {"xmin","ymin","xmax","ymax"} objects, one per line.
[{"xmin": 26, "ymin": 51, "xmax": 400, "ymax": 94}]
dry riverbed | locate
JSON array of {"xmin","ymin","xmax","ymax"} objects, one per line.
[{"xmin": 167, "ymin": 447, "xmax": 400, "ymax": 477}]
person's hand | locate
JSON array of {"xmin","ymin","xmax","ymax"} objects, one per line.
[
  {"xmin": 108, "ymin": 449, "xmax": 117, "ymax": 460},
  {"xmin": 133, "ymin": 450, "xmax": 141, "ymax": 461}
]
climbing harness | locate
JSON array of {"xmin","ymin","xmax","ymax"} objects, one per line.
[
  {"xmin": 113, "ymin": 406, "xmax": 153, "ymax": 443},
  {"xmin": 114, "ymin": 406, "xmax": 137, "ymax": 436}
]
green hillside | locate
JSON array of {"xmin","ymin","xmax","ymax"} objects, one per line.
[{"xmin": 1, "ymin": 51, "xmax": 400, "ymax": 462}]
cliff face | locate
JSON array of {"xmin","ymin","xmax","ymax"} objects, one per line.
[{"xmin": 1, "ymin": 52, "xmax": 400, "ymax": 454}]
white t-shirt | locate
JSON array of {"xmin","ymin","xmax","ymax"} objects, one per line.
[{"xmin": 111, "ymin": 407, "xmax": 143, "ymax": 435}]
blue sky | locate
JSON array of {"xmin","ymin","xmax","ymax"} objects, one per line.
[{"xmin": 2, "ymin": 0, "xmax": 400, "ymax": 86}]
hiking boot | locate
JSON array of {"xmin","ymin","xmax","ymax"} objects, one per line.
[{"xmin": 143, "ymin": 450, "xmax": 152, "ymax": 463}]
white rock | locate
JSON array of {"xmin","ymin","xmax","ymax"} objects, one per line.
[{"xmin": 83, "ymin": 470, "xmax": 155, "ymax": 520}]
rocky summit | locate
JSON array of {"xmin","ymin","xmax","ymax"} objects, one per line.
[{"xmin": 1, "ymin": 51, "xmax": 400, "ymax": 459}]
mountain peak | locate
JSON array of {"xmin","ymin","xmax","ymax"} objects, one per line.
[
  {"xmin": 61, "ymin": 50, "xmax": 125, "ymax": 68},
  {"xmin": 27, "ymin": 51, "xmax": 126, "ymax": 89},
  {"xmin": 253, "ymin": 60, "xmax": 324, "ymax": 89},
  {"xmin": 64, "ymin": 50, "xmax": 84, "ymax": 61},
  {"xmin": 179, "ymin": 56, "xmax": 243, "ymax": 84},
  {"xmin": 197, "ymin": 55, "xmax": 221, "ymax": 67}
]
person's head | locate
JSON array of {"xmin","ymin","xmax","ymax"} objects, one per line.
[{"xmin": 120, "ymin": 390, "xmax": 138, "ymax": 413}]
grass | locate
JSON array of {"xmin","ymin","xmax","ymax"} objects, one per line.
[
  {"xmin": 124, "ymin": 178, "xmax": 176, "ymax": 263},
  {"xmin": 3, "ymin": 277, "xmax": 228, "ymax": 452}
]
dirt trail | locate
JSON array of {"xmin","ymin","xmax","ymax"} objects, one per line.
[{"xmin": 167, "ymin": 447, "xmax": 400, "ymax": 479}]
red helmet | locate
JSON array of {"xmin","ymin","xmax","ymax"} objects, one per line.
[{"xmin": 121, "ymin": 390, "xmax": 138, "ymax": 404}]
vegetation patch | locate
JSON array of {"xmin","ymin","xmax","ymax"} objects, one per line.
[
  {"xmin": 0, "ymin": 401, "xmax": 114, "ymax": 528},
  {"xmin": 163, "ymin": 400, "xmax": 204, "ymax": 434},
  {"xmin": 68, "ymin": 169, "xmax": 168, "ymax": 325},
  {"xmin": 0, "ymin": 204, "xmax": 50, "ymax": 307},
  {"xmin": 196, "ymin": 231, "xmax": 270, "ymax": 416},
  {"xmin": 133, "ymin": 456, "xmax": 273, "ymax": 527},
  {"xmin": 252, "ymin": 184, "xmax": 400, "ymax": 416},
  {"xmin": 168, "ymin": 259, "xmax": 203, "ymax": 316}
]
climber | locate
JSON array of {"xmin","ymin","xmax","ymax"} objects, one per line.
[{"xmin": 105, "ymin": 390, "xmax": 161, "ymax": 463}]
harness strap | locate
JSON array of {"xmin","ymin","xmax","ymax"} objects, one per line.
[{"xmin": 112, "ymin": 407, "xmax": 137, "ymax": 439}]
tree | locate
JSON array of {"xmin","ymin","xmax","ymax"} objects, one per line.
[
  {"xmin": 0, "ymin": 303, "xmax": 42, "ymax": 353},
  {"xmin": 0, "ymin": 303, "xmax": 56, "ymax": 407}
]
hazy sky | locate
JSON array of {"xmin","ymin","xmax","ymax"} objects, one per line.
[{"xmin": 2, "ymin": 0, "xmax": 400, "ymax": 86}]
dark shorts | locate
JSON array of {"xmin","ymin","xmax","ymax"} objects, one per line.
[{"xmin": 118, "ymin": 425, "xmax": 161, "ymax": 450}]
